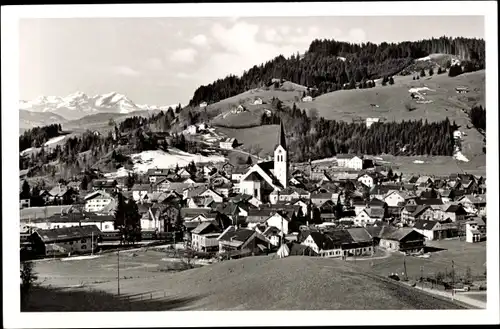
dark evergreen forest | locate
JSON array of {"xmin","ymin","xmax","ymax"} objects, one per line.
[{"xmin": 189, "ymin": 37, "xmax": 485, "ymax": 106}]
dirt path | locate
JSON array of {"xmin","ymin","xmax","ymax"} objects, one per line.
[{"xmin": 409, "ymin": 285, "xmax": 486, "ymax": 309}]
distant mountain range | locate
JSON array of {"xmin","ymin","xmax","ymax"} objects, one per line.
[{"xmin": 19, "ymin": 91, "xmax": 182, "ymax": 130}]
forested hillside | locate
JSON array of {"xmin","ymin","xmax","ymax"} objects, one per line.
[
  {"xmin": 19, "ymin": 124, "xmax": 63, "ymax": 151},
  {"xmin": 189, "ymin": 37, "xmax": 485, "ymax": 105},
  {"xmin": 260, "ymin": 98, "xmax": 456, "ymax": 162}
]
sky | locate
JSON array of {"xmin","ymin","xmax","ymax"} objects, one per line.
[{"xmin": 19, "ymin": 16, "xmax": 485, "ymax": 105}]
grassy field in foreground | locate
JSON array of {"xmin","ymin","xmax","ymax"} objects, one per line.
[
  {"xmin": 353, "ymin": 239, "xmax": 486, "ymax": 282},
  {"xmin": 33, "ymin": 252, "xmax": 466, "ymax": 310}
]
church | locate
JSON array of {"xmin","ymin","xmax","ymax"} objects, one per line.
[{"xmin": 238, "ymin": 121, "xmax": 289, "ymax": 204}]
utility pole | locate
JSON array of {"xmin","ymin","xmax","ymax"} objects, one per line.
[
  {"xmin": 420, "ymin": 266, "xmax": 424, "ymax": 289},
  {"xmin": 452, "ymin": 260, "xmax": 455, "ymax": 298},
  {"xmin": 403, "ymin": 256, "xmax": 408, "ymax": 281},
  {"xmin": 117, "ymin": 250, "xmax": 120, "ymax": 296}
]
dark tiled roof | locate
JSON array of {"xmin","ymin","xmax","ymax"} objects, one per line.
[
  {"xmin": 244, "ymin": 172, "xmax": 263, "ymax": 182},
  {"xmin": 192, "ymin": 222, "xmax": 222, "ymax": 235},
  {"xmin": 34, "ymin": 225, "xmax": 101, "ymax": 243},
  {"xmin": 218, "ymin": 227, "xmax": 255, "ymax": 243},
  {"xmin": 413, "ymin": 220, "xmax": 438, "ymax": 230},
  {"xmin": 346, "ymin": 227, "xmax": 373, "ymax": 242},
  {"xmin": 415, "ymin": 198, "xmax": 443, "ymax": 206},
  {"xmin": 180, "ymin": 208, "xmax": 213, "ymax": 217}
]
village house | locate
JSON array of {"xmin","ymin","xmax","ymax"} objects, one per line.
[
  {"xmin": 310, "ymin": 192, "xmax": 333, "ymax": 207},
  {"xmin": 440, "ymin": 204, "xmax": 468, "ymax": 222},
  {"xmin": 265, "ymin": 211, "xmax": 291, "ymax": 235},
  {"xmin": 199, "ymin": 101, "xmax": 208, "ymax": 108},
  {"xmin": 219, "ymin": 137, "xmax": 238, "ymax": 150},
  {"xmin": 148, "ymin": 169, "xmax": 172, "ymax": 183},
  {"xmin": 47, "ymin": 185, "xmax": 78, "ymax": 205},
  {"xmin": 20, "ymin": 198, "xmax": 31, "ymax": 209},
  {"xmin": 253, "ymin": 98, "xmax": 263, "ymax": 105},
  {"xmin": 413, "ymin": 220, "xmax": 458, "ymax": 241},
  {"xmin": 187, "ymin": 125, "xmax": 198, "ymax": 135},
  {"xmin": 336, "ymin": 154, "xmax": 363, "ymax": 170},
  {"xmin": 456, "ymin": 194, "xmax": 486, "ymax": 215},
  {"xmin": 140, "ymin": 206, "xmax": 164, "ymax": 232},
  {"xmin": 302, "ymin": 96, "xmax": 313, "ymax": 102},
  {"xmin": 84, "ymin": 191, "xmax": 114, "ymax": 213},
  {"xmin": 377, "ymin": 227, "xmax": 426, "ymax": 254},
  {"xmin": 261, "ymin": 226, "xmax": 283, "ymax": 247},
  {"xmin": 217, "ymin": 226, "xmax": 271, "ymax": 259},
  {"xmin": 357, "ymin": 173, "xmax": 378, "ymax": 188},
  {"xmin": 30, "ymin": 225, "xmax": 102, "ymax": 257},
  {"xmin": 91, "ymin": 179, "xmax": 118, "ymax": 193},
  {"xmin": 270, "ymin": 187, "xmax": 310, "ymax": 204},
  {"xmin": 354, "ymin": 207, "xmax": 385, "ymax": 227},
  {"xmin": 245, "ymin": 208, "xmax": 275, "ymax": 229},
  {"xmin": 366, "ymin": 117, "xmax": 380, "ymax": 128},
  {"xmin": 302, "ymin": 231, "xmax": 342, "ymax": 257},
  {"xmin": 199, "ymin": 188, "xmax": 224, "ymax": 203},
  {"xmin": 230, "ymin": 166, "xmax": 249, "ymax": 182},
  {"xmin": 191, "ymin": 222, "xmax": 223, "ymax": 252},
  {"xmin": 465, "ymin": 218, "xmax": 486, "ymax": 243},
  {"xmin": 131, "ymin": 184, "xmax": 151, "ymax": 202}
]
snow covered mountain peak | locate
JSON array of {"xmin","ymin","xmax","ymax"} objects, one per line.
[{"xmin": 19, "ymin": 91, "xmax": 178, "ymax": 120}]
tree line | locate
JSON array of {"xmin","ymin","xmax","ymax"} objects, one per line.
[
  {"xmin": 20, "ymin": 124, "xmax": 62, "ymax": 151},
  {"xmin": 188, "ymin": 36, "xmax": 485, "ymax": 106},
  {"xmin": 260, "ymin": 97, "xmax": 455, "ymax": 162}
]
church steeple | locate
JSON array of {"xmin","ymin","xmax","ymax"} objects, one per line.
[
  {"xmin": 278, "ymin": 120, "xmax": 287, "ymax": 150},
  {"xmin": 274, "ymin": 120, "xmax": 288, "ymax": 189}
]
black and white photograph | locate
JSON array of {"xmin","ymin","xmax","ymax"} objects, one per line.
[{"xmin": 2, "ymin": 1, "xmax": 499, "ymax": 327}]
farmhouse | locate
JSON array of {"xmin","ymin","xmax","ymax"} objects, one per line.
[
  {"xmin": 378, "ymin": 227, "xmax": 426, "ymax": 253},
  {"xmin": 366, "ymin": 117, "xmax": 380, "ymax": 128},
  {"xmin": 217, "ymin": 226, "xmax": 271, "ymax": 258},
  {"xmin": 220, "ymin": 138, "xmax": 237, "ymax": 150},
  {"xmin": 336, "ymin": 154, "xmax": 363, "ymax": 170},
  {"xmin": 30, "ymin": 225, "xmax": 102, "ymax": 257},
  {"xmin": 302, "ymin": 96, "xmax": 313, "ymax": 102},
  {"xmin": 148, "ymin": 168, "xmax": 171, "ymax": 183},
  {"xmin": 187, "ymin": 125, "xmax": 198, "ymax": 135},
  {"xmin": 302, "ymin": 231, "xmax": 342, "ymax": 257},
  {"xmin": 413, "ymin": 220, "xmax": 458, "ymax": 241},
  {"xmin": 199, "ymin": 101, "xmax": 208, "ymax": 108},
  {"xmin": 455, "ymin": 86, "xmax": 469, "ymax": 94},
  {"xmin": 191, "ymin": 222, "xmax": 223, "ymax": 252},
  {"xmin": 253, "ymin": 98, "xmax": 263, "ymax": 105},
  {"xmin": 358, "ymin": 173, "xmax": 378, "ymax": 188}
]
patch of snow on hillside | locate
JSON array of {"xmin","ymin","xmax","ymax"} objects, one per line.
[
  {"xmin": 337, "ymin": 56, "xmax": 346, "ymax": 62},
  {"xmin": 413, "ymin": 160, "xmax": 425, "ymax": 164},
  {"xmin": 20, "ymin": 148, "xmax": 33, "ymax": 156},
  {"xmin": 104, "ymin": 167, "xmax": 133, "ymax": 178},
  {"xmin": 408, "ymin": 87, "xmax": 435, "ymax": 93},
  {"xmin": 416, "ymin": 56, "xmax": 431, "ymax": 62},
  {"xmin": 44, "ymin": 135, "xmax": 66, "ymax": 146},
  {"xmin": 130, "ymin": 149, "xmax": 226, "ymax": 173},
  {"xmin": 454, "ymin": 151, "xmax": 469, "ymax": 162}
]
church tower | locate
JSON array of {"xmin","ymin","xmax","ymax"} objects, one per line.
[{"xmin": 274, "ymin": 121, "xmax": 289, "ymax": 188}]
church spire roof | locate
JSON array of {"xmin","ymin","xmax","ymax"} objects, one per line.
[{"xmin": 278, "ymin": 120, "xmax": 287, "ymax": 150}]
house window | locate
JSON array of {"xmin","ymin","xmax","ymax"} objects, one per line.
[
  {"xmin": 81, "ymin": 245, "xmax": 87, "ymax": 250},
  {"xmin": 69, "ymin": 241, "xmax": 73, "ymax": 245},
  {"xmin": 81, "ymin": 239, "xmax": 86, "ymax": 243}
]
